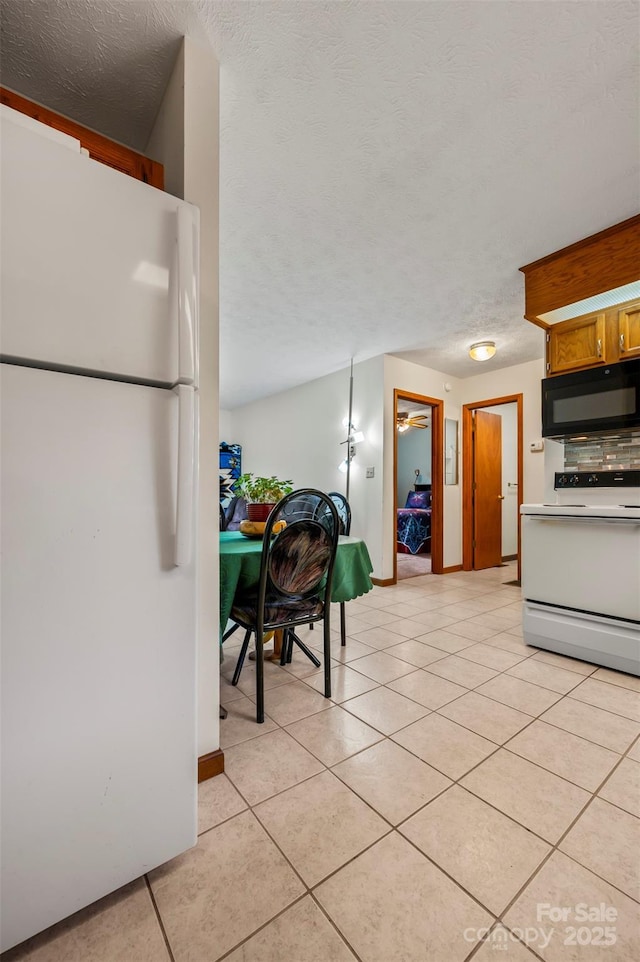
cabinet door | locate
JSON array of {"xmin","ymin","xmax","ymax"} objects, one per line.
[
  {"xmin": 618, "ymin": 302, "xmax": 640, "ymax": 359},
  {"xmin": 547, "ymin": 313, "xmax": 606, "ymax": 374}
]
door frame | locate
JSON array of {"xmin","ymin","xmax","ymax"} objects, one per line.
[
  {"xmin": 462, "ymin": 394, "xmax": 523, "ymax": 578},
  {"xmin": 393, "ymin": 389, "xmax": 444, "ymax": 581}
]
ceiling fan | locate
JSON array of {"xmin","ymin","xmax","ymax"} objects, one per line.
[{"xmin": 396, "ymin": 411, "xmax": 429, "ymax": 433}]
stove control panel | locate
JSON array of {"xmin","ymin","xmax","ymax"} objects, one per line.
[{"xmin": 555, "ymin": 471, "xmax": 640, "ymax": 489}]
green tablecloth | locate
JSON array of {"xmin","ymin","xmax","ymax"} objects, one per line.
[{"xmin": 219, "ymin": 531, "xmax": 374, "ymax": 637}]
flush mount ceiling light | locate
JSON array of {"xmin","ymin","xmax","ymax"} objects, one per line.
[
  {"xmin": 469, "ymin": 341, "xmax": 497, "ymax": 361},
  {"xmin": 396, "ymin": 412, "xmax": 429, "ymax": 433}
]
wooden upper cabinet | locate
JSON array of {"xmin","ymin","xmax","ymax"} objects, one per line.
[
  {"xmin": 521, "ymin": 216, "xmax": 640, "ymax": 375},
  {"xmin": 545, "ymin": 298, "xmax": 640, "ymax": 374},
  {"xmin": 618, "ymin": 302, "xmax": 640, "ymax": 360},
  {"xmin": 1, "ymin": 87, "xmax": 163, "ymax": 190},
  {"xmin": 547, "ymin": 313, "xmax": 607, "ymax": 374}
]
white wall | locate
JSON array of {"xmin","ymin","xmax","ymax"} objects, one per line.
[
  {"xmin": 219, "ymin": 408, "xmax": 233, "ymax": 443},
  {"xmin": 349, "ymin": 356, "xmax": 386, "ymax": 570},
  {"xmin": 225, "ymin": 354, "xmax": 550, "ymax": 584},
  {"xmin": 145, "ymin": 46, "xmax": 185, "ymax": 197},
  {"xmin": 146, "ymin": 38, "xmax": 220, "ymax": 758},
  {"xmin": 483, "ymin": 402, "xmax": 518, "ymax": 556},
  {"xmin": 397, "ymin": 426, "xmax": 432, "ymax": 504},
  {"xmin": 385, "ymin": 356, "xmax": 551, "ymax": 575},
  {"xmin": 460, "ymin": 358, "xmax": 547, "ymax": 507},
  {"xmin": 227, "ymin": 356, "xmax": 386, "ymax": 573}
]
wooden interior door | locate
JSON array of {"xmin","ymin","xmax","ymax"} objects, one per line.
[{"xmin": 473, "ymin": 410, "xmax": 503, "ymax": 569}]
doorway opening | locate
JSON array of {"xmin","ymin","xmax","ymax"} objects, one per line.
[
  {"xmin": 393, "ymin": 389, "xmax": 443, "ymax": 582},
  {"xmin": 462, "ymin": 394, "xmax": 523, "ymax": 580}
]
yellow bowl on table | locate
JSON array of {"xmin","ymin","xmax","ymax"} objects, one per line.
[{"xmin": 239, "ymin": 520, "xmax": 287, "ymax": 538}]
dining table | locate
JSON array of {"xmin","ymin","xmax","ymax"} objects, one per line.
[{"xmin": 219, "ymin": 530, "xmax": 374, "ymax": 646}]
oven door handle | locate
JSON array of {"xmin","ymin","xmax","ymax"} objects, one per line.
[{"xmin": 526, "ymin": 515, "xmax": 640, "ymax": 525}]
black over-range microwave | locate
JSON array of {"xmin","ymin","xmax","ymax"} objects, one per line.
[{"xmin": 542, "ymin": 358, "xmax": 640, "ymax": 439}]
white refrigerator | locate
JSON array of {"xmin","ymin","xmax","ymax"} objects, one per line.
[{"xmin": 0, "ymin": 106, "xmax": 199, "ymax": 952}]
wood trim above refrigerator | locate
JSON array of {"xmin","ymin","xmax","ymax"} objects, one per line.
[
  {"xmin": 1, "ymin": 86, "xmax": 164, "ymax": 189},
  {"xmin": 519, "ymin": 214, "xmax": 640, "ymax": 327}
]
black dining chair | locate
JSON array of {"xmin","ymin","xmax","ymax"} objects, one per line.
[
  {"xmin": 229, "ymin": 489, "xmax": 339, "ymax": 723},
  {"xmin": 328, "ymin": 491, "xmax": 351, "ymax": 646}
]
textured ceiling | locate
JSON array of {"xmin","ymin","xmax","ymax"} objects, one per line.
[{"xmin": 1, "ymin": 1, "xmax": 639, "ymax": 407}]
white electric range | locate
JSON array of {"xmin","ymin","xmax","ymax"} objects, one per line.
[{"xmin": 521, "ymin": 471, "xmax": 640, "ymax": 675}]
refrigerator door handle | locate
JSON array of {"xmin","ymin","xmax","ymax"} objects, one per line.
[
  {"xmin": 177, "ymin": 205, "xmax": 198, "ymax": 387},
  {"xmin": 175, "ymin": 385, "xmax": 195, "ymax": 566}
]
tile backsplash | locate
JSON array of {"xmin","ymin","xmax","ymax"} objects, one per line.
[{"xmin": 564, "ymin": 431, "xmax": 640, "ymax": 471}]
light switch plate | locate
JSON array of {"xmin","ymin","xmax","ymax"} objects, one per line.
[{"xmin": 366, "ymin": 466, "xmax": 375, "ymax": 478}]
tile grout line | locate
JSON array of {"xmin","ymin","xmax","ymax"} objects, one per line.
[
  {"xmin": 226, "ymin": 642, "xmax": 634, "ymax": 833},
  {"xmin": 480, "ymin": 732, "xmax": 640, "ymax": 932},
  {"xmin": 216, "ymin": 775, "xmax": 390, "ymax": 961},
  {"xmin": 458, "ymin": 737, "xmax": 640, "ymax": 958},
  {"xmin": 331, "ymin": 649, "xmax": 567, "ymax": 740},
  {"xmin": 144, "ymin": 875, "xmax": 176, "ymax": 962},
  {"xmin": 252, "ymin": 670, "xmax": 638, "ymax": 902},
  {"xmin": 237, "ymin": 684, "xmax": 638, "ymax": 914},
  {"xmin": 224, "ymin": 700, "xmax": 550, "ymax": 936},
  {"xmin": 219, "ymin": 670, "xmax": 518, "ymax": 958},
  {"xmin": 223, "ymin": 614, "xmax": 638, "ymax": 808},
  {"xmin": 529, "ymin": 713, "xmax": 640, "ymax": 754},
  {"xmin": 215, "ymin": 571, "xmax": 638, "ymax": 960},
  {"xmin": 494, "ymin": 742, "xmax": 619, "ymax": 796},
  {"xmin": 301, "ymin": 890, "xmax": 369, "ymax": 962},
  {"xmin": 203, "ymin": 722, "xmax": 374, "ymax": 962},
  {"xmin": 461, "ymin": 919, "xmax": 547, "ymax": 962}
]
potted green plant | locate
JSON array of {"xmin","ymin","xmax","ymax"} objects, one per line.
[{"xmin": 234, "ymin": 473, "xmax": 294, "ymax": 522}]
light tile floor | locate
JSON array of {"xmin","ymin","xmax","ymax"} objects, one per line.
[{"xmin": 5, "ymin": 563, "xmax": 640, "ymax": 962}]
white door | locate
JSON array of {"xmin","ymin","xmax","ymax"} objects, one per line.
[
  {"xmin": 0, "ymin": 110, "xmax": 198, "ymax": 386},
  {"xmin": 0, "ymin": 364, "xmax": 197, "ymax": 952}
]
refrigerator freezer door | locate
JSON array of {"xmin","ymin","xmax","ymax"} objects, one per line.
[
  {"xmin": 0, "ymin": 103, "xmax": 81, "ymax": 150},
  {"xmin": 0, "ymin": 365, "xmax": 197, "ymax": 952},
  {"xmin": 0, "ymin": 111, "xmax": 199, "ymax": 387}
]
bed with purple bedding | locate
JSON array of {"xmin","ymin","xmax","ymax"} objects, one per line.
[{"xmin": 396, "ymin": 488, "xmax": 432, "ymax": 555}]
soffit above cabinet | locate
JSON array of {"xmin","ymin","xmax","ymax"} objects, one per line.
[
  {"xmin": 520, "ymin": 214, "xmax": 640, "ymax": 328},
  {"xmin": 539, "ymin": 281, "xmax": 640, "ymax": 325}
]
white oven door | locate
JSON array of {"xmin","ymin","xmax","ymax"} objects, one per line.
[{"xmin": 522, "ymin": 514, "xmax": 640, "ymax": 622}]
